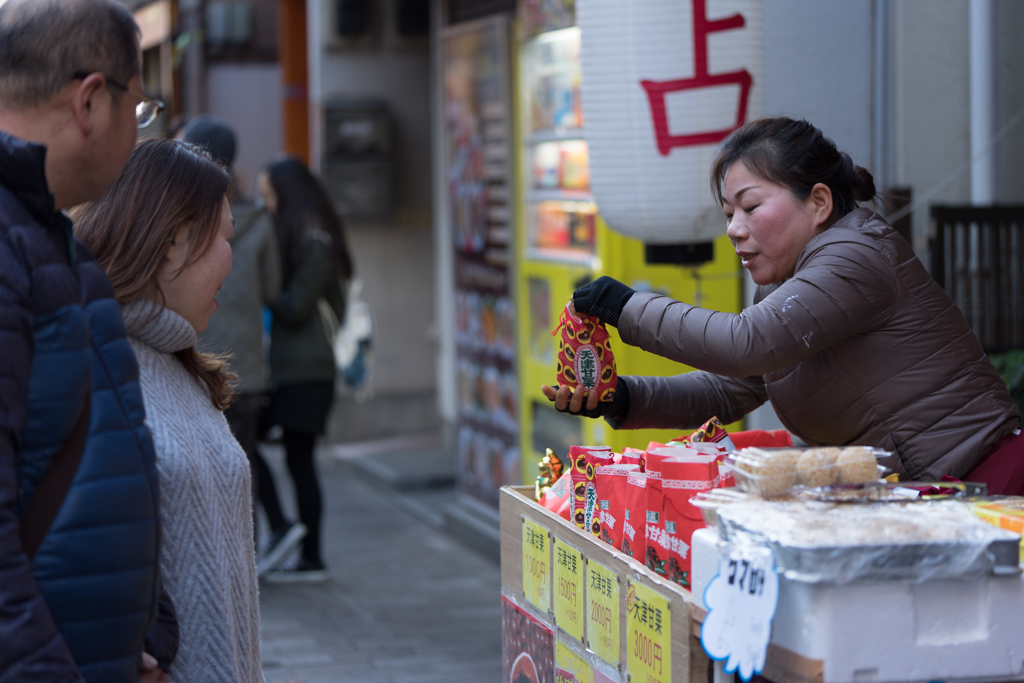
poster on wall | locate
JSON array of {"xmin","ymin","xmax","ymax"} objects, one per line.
[{"xmin": 443, "ymin": 15, "xmax": 519, "ymax": 507}]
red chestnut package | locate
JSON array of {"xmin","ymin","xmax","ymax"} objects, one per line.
[
  {"xmin": 595, "ymin": 464, "xmax": 640, "ymax": 549},
  {"xmin": 669, "ymin": 416, "xmax": 737, "ymax": 452},
  {"xmin": 659, "ymin": 454, "xmax": 721, "ymax": 588},
  {"xmin": 620, "ymin": 447, "xmax": 644, "ymax": 469},
  {"xmin": 569, "ymin": 445, "xmax": 612, "ymax": 538},
  {"xmin": 552, "ymin": 301, "xmax": 618, "ymax": 403},
  {"xmin": 621, "ymin": 471, "xmax": 647, "ymax": 560},
  {"xmin": 643, "ymin": 447, "xmax": 717, "ymax": 583}
]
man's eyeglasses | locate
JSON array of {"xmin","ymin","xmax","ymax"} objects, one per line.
[{"xmin": 71, "ymin": 71, "xmax": 165, "ymax": 129}]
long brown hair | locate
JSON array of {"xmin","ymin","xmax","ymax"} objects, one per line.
[{"xmin": 73, "ymin": 137, "xmax": 236, "ymax": 410}]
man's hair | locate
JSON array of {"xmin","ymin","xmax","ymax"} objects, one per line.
[{"xmin": 0, "ymin": 0, "xmax": 140, "ymax": 109}]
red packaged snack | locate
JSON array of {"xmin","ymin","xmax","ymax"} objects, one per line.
[
  {"xmin": 595, "ymin": 464, "xmax": 640, "ymax": 549},
  {"xmin": 552, "ymin": 301, "xmax": 617, "ymax": 403},
  {"xmin": 659, "ymin": 454, "xmax": 721, "ymax": 588},
  {"xmin": 643, "ymin": 447, "xmax": 707, "ymax": 580},
  {"xmin": 540, "ymin": 471, "xmax": 572, "ymax": 521},
  {"xmin": 670, "ymin": 416, "xmax": 737, "ymax": 452},
  {"xmin": 569, "ymin": 445, "xmax": 611, "ymax": 538},
  {"xmin": 621, "ymin": 471, "xmax": 647, "ymax": 560},
  {"xmin": 620, "ymin": 447, "xmax": 644, "ymax": 469}
]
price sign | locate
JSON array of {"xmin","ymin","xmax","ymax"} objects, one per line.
[
  {"xmin": 586, "ymin": 559, "xmax": 619, "ymax": 666},
  {"xmin": 700, "ymin": 543, "xmax": 779, "ymax": 681},
  {"xmin": 523, "ymin": 517, "xmax": 551, "ymax": 612},
  {"xmin": 626, "ymin": 580, "xmax": 670, "ymax": 683},
  {"xmin": 556, "ymin": 638, "xmax": 594, "ymax": 683},
  {"xmin": 553, "ymin": 537, "xmax": 585, "ymax": 642}
]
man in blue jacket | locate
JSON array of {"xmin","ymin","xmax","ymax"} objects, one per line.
[{"xmin": 0, "ymin": 1, "xmax": 170, "ymax": 680}]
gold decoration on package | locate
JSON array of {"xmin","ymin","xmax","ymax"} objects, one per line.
[{"xmin": 535, "ymin": 448, "xmax": 565, "ymax": 501}]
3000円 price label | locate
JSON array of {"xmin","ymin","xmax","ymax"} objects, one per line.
[{"xmin": 626, "ymin": 580, "xmax": 670, "ymax": 683}]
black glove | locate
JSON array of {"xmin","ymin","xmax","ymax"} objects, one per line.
[
  {"xmin": 573, "ymin": 276, "xmax": 635, "ymax": 327},
  {"xmin": 550, "ymin": 377, "xmax": 630, "ymax": 421}
]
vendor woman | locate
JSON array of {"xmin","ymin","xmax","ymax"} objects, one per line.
[{"xmin": 544, "ymin": 117, "xmax": 1023, "ymax": 493}]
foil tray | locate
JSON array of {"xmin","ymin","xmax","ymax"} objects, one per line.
[{"xmin": 716, "ymin": 500, "xmax": 1023, "ymax": 584}]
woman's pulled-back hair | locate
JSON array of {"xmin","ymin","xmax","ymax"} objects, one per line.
[
  {"xmin": 711, "ymin": 117, "xmax": 877, "ymax": 224},
  {"xmin": 266, "ymin": 156, "xmax": 353, "ymax": 285},
  {"xmin": 73, "ymin": 137, "xmax": 235, "ymax": 410}
]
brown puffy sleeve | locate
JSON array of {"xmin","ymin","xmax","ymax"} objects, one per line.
[{"xmin": 616, "ymin": 233, "xmax": 899, "ymax": 378}]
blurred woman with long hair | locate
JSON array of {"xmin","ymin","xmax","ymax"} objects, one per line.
[
  {"xmin": 74, "ymin": 138, "xmax": 262, "ymax": 682},
  {"xmin": 255, "ymin": 156, "xmax": 353, "ymax": 582}
]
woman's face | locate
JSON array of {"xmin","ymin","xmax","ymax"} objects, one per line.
[
  {"xmin": 157, "ymin": 195, "xmax": 234, "ymax": 334},
  {"xmin": 722, "ymin": 161, "xmax": 830, "ymax": 286}
]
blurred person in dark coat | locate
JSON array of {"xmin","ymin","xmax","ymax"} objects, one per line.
[{"xmin": 256, "ymin": 157, "xmax": 353, "ymax": 583}]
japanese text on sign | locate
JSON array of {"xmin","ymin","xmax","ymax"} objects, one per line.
[
  {"xmin": 553, "ymin": 537, "xmax": 585, "ymax": 642},
  {"xmin": 522, "ymin": 517, "xmax": 551, "ymax": 612},
  {"xmin": 700, "ymin": 543, "xmax": 779, "ymax": 682},
  {"xmin": 627, "ymin": 581, "xmax": 670, "ymax": 683},
  {"xmin": 586, "ymin": 559, "xmax": 620, "ymax": 667}
]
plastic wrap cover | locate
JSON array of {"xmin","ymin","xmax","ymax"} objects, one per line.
[{"xmin": 715, "ymin": 500, "xmax": 1022, "ymax": 584}]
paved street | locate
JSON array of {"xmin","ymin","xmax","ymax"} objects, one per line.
[{"xmin": 258, "ymin": 441, "xmax": 503, "ymax": 683}]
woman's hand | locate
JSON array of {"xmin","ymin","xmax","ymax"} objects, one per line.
[
  {"xmin": 573, "ymin": 276, "xmax": 636, "ymax": 327},
  {"xmin": 541, "ymin": 378, "xmax": 629, "ymax": 420}
]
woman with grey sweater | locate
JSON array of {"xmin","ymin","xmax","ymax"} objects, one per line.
[{"xmin": 75, "ymin": 138, "xmax": 263, "ymax": 683}]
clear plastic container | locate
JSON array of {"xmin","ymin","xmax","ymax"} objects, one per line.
[
  {"xmin": 690, "ymin": 488, "xmax": 754, "ymax": 528},
  {"xmin": 727, "ymin": 446, "xmax": 891, "ymax": 498}
]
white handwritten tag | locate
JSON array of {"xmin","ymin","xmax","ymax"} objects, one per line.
[{"xmin": 700, "ymin": 543, "xmax": 779, "ymax": 681}]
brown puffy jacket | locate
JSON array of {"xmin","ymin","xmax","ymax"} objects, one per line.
[{"xmin": 613, "ymin": 208, "xmax": 1020, "ymax": 481}]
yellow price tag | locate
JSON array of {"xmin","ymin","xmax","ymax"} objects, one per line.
[
  {"xmin": 556, "ymin": 638, "xmax": 594, "ymax": 683},
  {"xmin": 523, "ymin": 517, "xmax": 551, "ymax": 612},
  {"xmin": 627, "ymin": 581, "xmax": 670, "ymax": 683},
  {"xmin": 553, "ymin": 537, "xmax": 585, "ymax": 642},
  {"xmin": 586, "ymin": 559, "xmax": 619, "ymax": 666}
]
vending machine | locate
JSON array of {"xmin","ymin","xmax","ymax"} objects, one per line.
[{"xmin": 513, "ymin": 12, "xmax": 744, "ymax": 483}]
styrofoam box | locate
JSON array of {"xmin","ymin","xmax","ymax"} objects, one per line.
[{"xmin": 691, "ymin": 528, "xmax": 1024, "ymax": 683}]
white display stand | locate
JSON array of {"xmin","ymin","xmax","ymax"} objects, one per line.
[{"xmin": 691, "ymin": 528, "xmax": 1024, "ymax": 683}]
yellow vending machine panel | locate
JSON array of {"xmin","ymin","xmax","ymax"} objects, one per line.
[{"xmin": 514, "ymin": 22, "xmax": 742, "ymax": 483}]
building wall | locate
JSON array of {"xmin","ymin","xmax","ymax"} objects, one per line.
[
  {"xmin": 892, "ymin": 0, "xmax": 971, "ymax": 253},
  {"xmin": 309, "ymin": 0, "xmax": 436, "ymax": 395},
  {"xmin": 205, "ymin": 63, "xmax": 284, "ymax": 198},
  {"xmin": 761, "ymin": 0, "xmax": 874, "ymax": 168},
  {"xmin": 995, "ymin": 0, "xmax": 1024, "ymax": 204}
]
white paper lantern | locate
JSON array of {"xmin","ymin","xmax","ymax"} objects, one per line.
[{"xmin": 577, "ymin": 0, "xmax": 763, "ymax": 244}]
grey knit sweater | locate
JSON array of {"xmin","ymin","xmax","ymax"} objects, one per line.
[{"xmin": 124, "ymin": 300, "xmax": 263, "ymax": 683}]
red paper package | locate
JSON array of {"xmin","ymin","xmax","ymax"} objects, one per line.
[
  {"xmin": 621, "ymin": 471, "xmax": 647, "ymax": 560},
  {"xmin": 659, "ymin": 454, "xmax": 721, "ymax": 588},
  {"xmin": 569, "ymin": 445, "xmax": 611, "ymax": 538},
  {"xmin": 670, "ymin": 416, "xmax": 737, "ymax": 452},
  {"xmin": 620, "ymin": 447, "xmax": 643, "ymax": 469},
  {"xmin": 595, "ymin": 464, "xmax": 640, "ymax": 549},
  {"xmin": 729, "ymin": 429, "xmax": 794, "ymax": 450},
  {"xmin": 681, "ymin": 442, "xmax": 736, "ymax": 488},
  {"xmin": 643, "ymin": 447, "xmax": 707, "ymax": 579},
  {"xmin": 540, "ymin": 471, "xmax": 572, "ymax": 521},
  {"xmin": 552, "ymin": 301, "xmax": 618, "ymax": 403}
]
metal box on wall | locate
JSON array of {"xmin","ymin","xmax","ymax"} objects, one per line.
[{"xmin": 322, "ymin": 99, "xmax": 394, "ymax": 217}]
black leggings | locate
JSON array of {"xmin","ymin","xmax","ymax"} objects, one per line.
[{"xmin": 256, "ymin": 430, "xmax": 323, "ymax": 565}]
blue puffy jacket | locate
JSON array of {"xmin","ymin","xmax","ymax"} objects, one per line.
[{"xmin": 0, "ymin": 132, "xmax": 162, "ymax": 681}]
